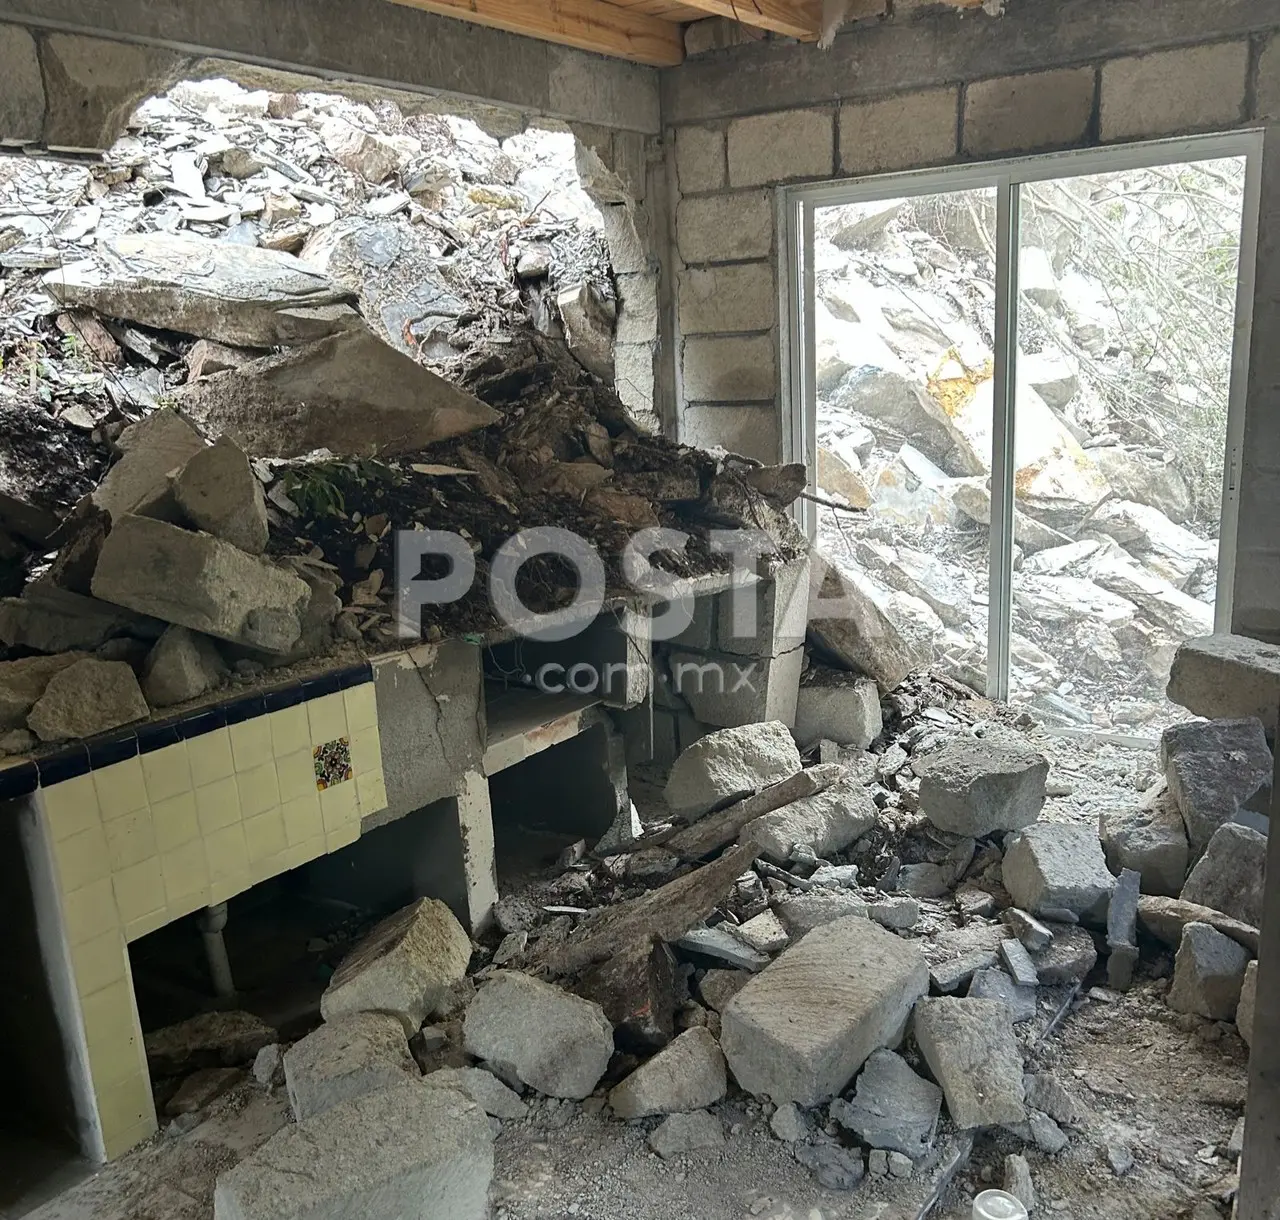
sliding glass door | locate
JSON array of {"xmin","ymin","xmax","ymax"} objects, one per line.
[{"xmin": 786, "ymin": 134, "xmax": 1262, "ymax": 738}]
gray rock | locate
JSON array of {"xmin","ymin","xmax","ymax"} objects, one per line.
[
  {"xmin": 1137, "ymin": 894, "xmax": 1258, "ymax": 955},
  {"xmin": 422, "ymin": 1067, "xmax": 528, "ymax": 1120},
  {"xmin": 1167, "ymin": 922, "xmax": 1251, "ymax": 1020},
  {"xmin": 1180, "ymin": 822, "xmax": 1267, "ymax": 928},
  {"xmin": 772, "ymin": 891, "xmax": 869, "ymax": 938},
  {"xmin": 557, "ymin": 281, "xmax": 614, "ymax": 380},
  {"xmin": 321, "ymin": 898, "xmax": 472, "ymax": 1037},
  {"xmin": 1237, "ymin": 960, "xmax": 1257, "ymax": 1047},
  {"xmin": 887, "ymin": 1150, "xmax": 913, "ymax": 1178},
  {"xmin": 1027, "ymin": 1109, "xmax": 1069, "ymax": 1154},
  {"xmin": 913, "ymin": 998, "xmax": 1027, "ymax": 1129},
  {"xmin": 647, "ymin": 1110, "xmax": 725, "ymax": 1159},
  {"xmin": 698, "ymin": 969, "xmax": 751, "ymax": 1013},
  {"xmin": 142, "ymin": 625, "xmax": 227, "ymax": 708},
  {"xmin": 1106, "ymin": 868, "xmax": 1141, "ymax": 991},
  {"xmin": 665, "ymin": 721, "xmax": 802, "ymax": 821},
  {"xmin": 721, "ymin": 915, "xmax": 928, "ymax": 1106},
  {"xmin": 828, "ymin": 1048, "xmax": 942, "ymax": 1157},
  {"xmin": 930, "ymin": 951, "xmax": 999, "ymax": 994},
  {"xmin": 1028, "ymin": 925, "xmax": 1098, "ymax": 984},
  {"xmin": 0, "ymin": 652, "xmax": 87, "ymax": 730},
  {"xmin": 1005, "ymin": 1153, "xmax": 1036, "ymax": 1211},
  {"xmin": 769, "ymin": 1102, "xmax": 808, "ymax": 1142},
  {"xmin": 915, "ymin": 740, "xmax": 1048, "ymax": 837},
  {"xmin": 0, "ymin": 728, "xmax": 34, "ymax": 756},
  {"xmin": 27, "ymin": 657, "xmax": 149, "ymax": 743},
  {"xmin": 1099, "ymin": 787, "xmax": 1190, "ymax": 897},
  {"xmin": 1023, "ymin": 1073, "xmax": 1086, "ymax": 1128},
  {"xmin": 283, "ymin": 1011, "xmax": 417, "ymax": 1122},
  {"xmin": 252, "ymin": 1044, "xmax": 284, "ymax": 1089},
  {"xmin": 93, "ymin": 514, "xmax": 310, "ymax": 654},
  {"xmin": 793, "ymin": 1139, "xmax": 865, "ymax": 1189},
  {"xmin": 742, "ymin": 772, "xmax": 877, "ymax": 863},
  {"xmin": 1160, "ymin": 717, "xmax": 1272, "ymax": 856},
  {"xmin": 609, "ymin": 1027, "xmax": 726, "ymax": 1119},
  {"xmin": 1106, "ymin": 1142, "xmax": 1135, "ymax": 1176},
  {"xmin": 0, "ymin": 584, "xmax": 162, "ymax": 654},
  {"xmin": 867, "ymin": 897, "xmax": 920, "ymax": 932},
  {"xmin": 675, "ymin": 925, "xmax": 770, "ymax": 972},
  {"xmin": 146, "ymin": 1011, "xmax": 278, "ymax": 1077},
  {"xmin": 1003, "ymin": 908, "xmax": 1054, "ymax": 952},
  {"xmin": 1003, "ymin": 823, "xmax": 1116, "ymax": 923},
  {"xmin": 212, "ymin": 1080, "xmax": 492, "ymax": 1220},
  {"xmin": 464, "ymin": 972, "xmax": 613, "ymax": 1100},
  {"xmin": 733, "ymin": 910, "xmax": 790, "ymax": 954},
  {"xmin": 999, "ymin": 938, "xmax": 1039, "ymax": 989},
  {"xmin": 968, "ymin": 969, "xmax": 1038, "ymax": 1023},
  {"xmin": 91, "ymin": 408, "xmax": 207, "ymax": 523},
  {"xmin": 1167, "ymin": 633, "xmax": 1280, "ymax": 732},
  {"xmin": 793, "ymin": 667, "xmax": 882, "ymax": 749},
  {"xmin": 173, "ymin": 435, "xmax": 269, "ymax": 554}
]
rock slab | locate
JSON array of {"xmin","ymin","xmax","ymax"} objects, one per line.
[
  {"xmin": 1003, "ymin": 823, "xmax": 1116, "ymax": 923},
  {"xmin": 142, "ymin": 624, "xmax": 227, "ymax": 708},
  {"xmin": 1237, "ymin": 960, "xmax": 1257, "ymax": 1048},
  {"xmin": 1180, "ymin": 822, "xmax": 1267, "ymax": 928},
  {"xmin": 793, "ymin": 668, "xmax": 882, "ymax": 749},
  {"xmin": 665, "ymin": 721, "xmax": 802, "ymax": 821},
  {"xmin": 609, "ymin": 1027, "xmax": 726, "ymax": 1118},
  {"xmin": 27, "ymin": 657, "xmax": 149, "ymax": 742},
  {"xmin": 915, "ymin": 740, "xmax": 1048, "ymax": 837},
  {"xmin": 422, "ymin": 1067, "xmax": 528, "ymax": 1120},
  {"xmin": 284, "ymin": 1011, "xmax": 416, "ymax": 1123},
  {"xmin": 742, "ymin": 772, "xmax": 877, "ymax": 864},
  {"xmin": 721, "ymin": 915, "xmax": 928, "ymax": 1106},
  {"xmin": 828, "ymin": 1048, "xmax": 942, "ymax": 1157},
  {"xmin": 1100, "ymin": 787, "xmax": 1190, "ymax": 897},
  {"xmin": 1167, "ymin": 921, "xmax": 1251, "ymax": 1021},
  {"xmin": 1167, "ymin": 633, "xmax": 1280, "ymax": 731},
  {"xmin": 173, "ymin": 435, "xmax": 270, "ymax": 554}
]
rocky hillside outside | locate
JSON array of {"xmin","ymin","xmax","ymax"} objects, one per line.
[{"xmin": 812, "ymin": 160, "xmax": 1246, "ymax": 737}]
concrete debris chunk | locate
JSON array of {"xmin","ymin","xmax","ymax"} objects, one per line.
[
  {"xmin": 913, "ymin": 998, "xmax": 1027, "ymax": 1129},
  {"xmin": 0, "ymin": 584, "xmax": 162, "ymax": 655},
  {"xmin": 0, "ymin": 652, "xmax": 87, "ymax": 730},
  {"xmin": 1179, "ymin": 822, "xmax": 1267, "ymax": 928},
  {"xmin": 1003, "ymin": 908, "xmax": 1054, "ymax": 952},
  {"xmin": 141, "ymin": 624, "xmax": 227, "ymax": 708},
  {"xmin": 173, "ymin": 435, "xmax": 270, "ymax": 554},
  {"xmin": 557, "ymin": 281, "xmax": 614, "ymax": 380},
  {"xmin": 212, "ymin": 1080, "xmax": 493, "ymax": 1220},
  {"xmin": 609, "ymin": 1027, "xmax": 727, "ymax": 1119},
  {"xmin": 92, "ymin": 514, "xmax": 311, "ymax": 655},
  {"xmin": 676, "ymin": 924, "xmax": 770, "ymax": 972},
  {"xmin": 828, "ymin": 1048, "xmax": 942, "ymax": 1157},
  {"xmin": 1237, "ymin": 960, "xmax": 1257, "ymax": 1047},
  {"xmin": 180, "ymin": 328, "xmax": 499, "ymax": 460},
  {"xmin": 794, "ymin": 1139, "xmax": 865, "ymax": 1189},
  {"xmin": 252, "ymin": 1045, "xmax": 284, "ymax": 1089},
  {"xmin": 733, "ymin": 910, "xmax": 790, "ymax": 955},
  {"xmin": 91, "ymin": 408, "xmax": 207, "ymax": 523},
  {"xmin": 769, "ymin": 1101, "xmax": 809, "ymax": 1142},
  {"xmin": 146, "ymin": 1010, "xmax": 277, "ymax": 1077},
  {"xmin": 967, "ymin": 968, "xmax": 1037, "ymax": 1024},
  {"xmin": 1023, "ymin": 1073, "xmax": 1086, "ymax": 1129},
  {"xmin": 999, "ymin": 938, "xmax": 1040, "ymax": 989},
  {"xmin": 1027, "ymin": 924, "xmax": 1097, "ymax": 984},
  {"xmin": 464, "ymin": 972, "xmax": 613, "ymax": 1100},
  {"xmin": 868, "ymin": 896, "xmax": 920, "ymax": 932},
  {"xmin": 721, "ymin": 915, "xmax": 928, "ymax": 1106},
  {"xmin": 1167, "ymin": 921, "xmax": 1251, "ymax": 1021},
  {"xmin": 321, "ymin": 898, "xmax": 472, "ymax": 1037},
  {"xmin": 793, "ymin": 667, "xmax": 882, "ymax": 749},
  {"xmin": 1099, "ymin": 788, "xmax": 1190, "ymax": 897},
  {"xmin": 47, "ymin": 232, "xmax": 361, "ymax": 349},
  {"xmin": 319, "ymin": 115, "xmax": 416, "ymax": 182},
  {"xmin": 1167, "ymin": 633, "xmax": 1280, "ymax": 731},
  {"xmin": 27, "ymin": 657, "xmax": 149, "ymax": 742},
  {"xmin": 283, "ymin": 1011, "xmax": 417, "ymax": 1122},
  {"xmin": 1003, "ymin": 823, "xmax": 1115, "ymax": 923},
  {"xmin": 422, "ymin": 1067, "xmax": 528, "ymax": 1120},
  {"xmin": 743, "ymin": 772, "xmax": 877, "ymax": 864},
  {"xmin": 930, "ymin": 951, "xmax": 998, "ymax": 995},
  {"xmin": 915, "ymin": 740, "xmax": 1048, "ymax": 837},
  {"xmin": 698, "ymin": 969, "xmax": 751, "ymax": 1013},
  {"xmin": 773, "ymin": 890, "xmax": 869, "ymax": 938},
  {"xmin": 1025, "ymin": 1110, "xmax": 1069, "ymax": 1154},
  {"xmin": 1160, "ymin": 716, "xmax": 1272, "ymax": 857},
  {"xmin": 1137, "ymin": 895, "xmax": 1258, "ymax": 955},
  {"xmin": 664, "ymin": 721, "xmax": 802, "ymax": 822},
  {"xmin": 647, "ymin": 1110, "xmax": 725, "ymax": 1159},
  {"xmin": 1004, "ymin": 1154, "xmax": 1036, "ymax": 1212},
  {"xmin": 1106, "ymin": 868, "xmax": 1141, "ymax": 992}
]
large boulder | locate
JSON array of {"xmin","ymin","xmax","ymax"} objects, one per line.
[
  {"xmin": 27, "ymin": 657, "xmax": 149, "ymax": 742},
  {"xmin": 0, "ymin": 652, "xmax": 87, "ymax": 730},
  {"xmin": 913, "ymin": 998, "xmax": 1027, "ymax": 1129},
  {"xmin": 173, "ymin": 435, "xmax": 270, "ymax": 555},
  {"xmin": 92, "ymin": 514, "xmax": 311, "ymax": 655},
  {"xmin": 1099, "ymin": 785, "xmax": 1189, "ymax": 898},
  {"xmin": 1003, "ymin": 823, "xmax": 1116, "ymax": 923},
  {"xmin": 664, "ymin": 721, "xmax": 801, "ymax": 822},
  {"xmin": 45, "ymin": 232, "xmax": 361, "ymax": 349},
  {"xmin": 741, "ymin": 772, "xmax": 877, "ymax": 864},
  {"xmin": 608, "ymin": 1027, "xmax": 726, "ymax": 1119},
  {"xmin": 1160, "ymin": 717, "xmax": 1271, "ymax": 857},
  {"xmin": 1179, "ymin": 823, "xmax": 1267, "ymax": 928},
  {"xmin": 213, "ymin": 1081, "xmax": 492, "ymax": 1220},
  {"xmin": 91, "ymin": 408, "xmax": 207, "ymax": 523},
  {"xmin": 828, "ymin": 1048, "xmax": 943, "ymax": 1158},
  {"xmin": 1089, "ymin": 446, "xmax": 1193, "ymax": 524},
  {"xmin": 1090, "ymin": 552, "xmax": 1213, "ymax": 642},
  {"xmin": 720, "ymin": 916, "xmax": 928, "ymax": 1106},
  {"xmin": 1167, "ymin": 634, "xmax": 1280, "ymax": 731},
  {"xmin": 915, "ymin": 740, "xmax": 1048, "ymax": 837},
  {"xmin": 1166, "ymin": 922, "xmax": 1251, "ymax": 1021},
  {"xmin": 1088, "ymin": 500, "xmax": 1215, "ymax": 590},
  {"xmin": 180, "ymin": 328, "xmax": 498, "ymax": 460},
  {"xmin": 141, "ymin": 625, "xmax": 227, "ymax": 708},
  {"xmin": 283, "ymin": 1011, "xmax": 417, "ymax": 1122},
  {"xmin": 321, "ymin": 899, "xmax": 472, "ymax": 1037},
  {"xmin": 464, "ymin": 973, "xmax": 613, "ymax": 1100}
]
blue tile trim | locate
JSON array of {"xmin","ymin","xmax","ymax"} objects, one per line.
[
  {"xmin": 86, "ymin": 731, "xmax": 139, "ymax": 769},
  {"xmin": 302, "ymin": 670, "xmax": 342, "ymax": 698},
  {"xmin": 177, "ymin": 708, "xmax": 226, "ymax": 740},
  {"xmin": 0, "ymin": 761, "xmax": 38, "ymax": 801},
  {"xmin": 263, "ymin": 682, "xmax": 305, "ymax": 712},
  {"xmin": 222, "ymin": 694, "xmax": 266, "ymax": 726},
  {"xmin": 136, "ymin": 722, "xmax": 181, "ymax": 755},
  {"xmin": 37, "ymin": 746, "xmax": 90, "ymax": 786}
]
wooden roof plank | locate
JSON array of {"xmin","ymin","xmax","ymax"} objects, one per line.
[
  {"xmin": 673, "ymin": 0, "xmax": 820, "ymax": 39},
  {"xmin": 385, "ymin": 0, "xmax": 686, "ymax": 66}
]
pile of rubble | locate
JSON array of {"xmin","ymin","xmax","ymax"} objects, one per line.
[{"xmin": 135, "ymin": 693, "xmax": 1263, "ymax": 1217}]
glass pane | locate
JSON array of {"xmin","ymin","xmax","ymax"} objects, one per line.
[
  {"xmin": 811, "ymin": 189, "xmax": 999, "ymax": 694},
  {"xmin": 1009, "ymin": 158, "xmax": 1247, "ymax": 737}
]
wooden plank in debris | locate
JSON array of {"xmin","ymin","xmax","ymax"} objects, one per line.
[
  {"xmin": 541, "ymin": 842, "xmax": 758, "ymax": 975},
  {"xmin": 664, "ymin": 763, "xmax": 845, "ymax": 861}
]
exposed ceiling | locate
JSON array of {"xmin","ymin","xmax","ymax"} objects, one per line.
[{"xmin": 384, "ymin": 0, "xmax": 823, "ymax": 67}]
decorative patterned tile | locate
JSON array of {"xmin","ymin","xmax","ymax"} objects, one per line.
[{"xmin": 313, "ymin": 738, "xmax": 352, "ymax": 790}]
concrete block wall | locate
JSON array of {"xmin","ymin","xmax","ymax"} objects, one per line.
[{"xmin": 661, "ymin": 1, "xmax": 1280, "ymax": 641}]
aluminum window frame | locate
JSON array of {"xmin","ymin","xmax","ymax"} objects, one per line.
[{"xmin": 782, "ymin": 130, "xmax": 1265, "ymax": 702}]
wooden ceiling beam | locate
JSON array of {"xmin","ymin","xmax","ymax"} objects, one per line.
[
  {"xmin": 673, "ymin": 0, "xmax": 820, "ymax": 40},
  {"xmin": 385, "ymin": 0, "xmax": 686, "ymax": 66}
]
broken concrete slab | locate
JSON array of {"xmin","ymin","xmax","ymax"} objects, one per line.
[
  {"xmin": 464, "ymin": 972, "xmax": 613, "ymax": 1100},
  {"xmin": 721, "ymin": 915, "xmax": 928, "ymax": 1106},
  {"xmin": 27, "ymin": 657, "xmax": 149, "ymax": 743},
  {"xmin": 1167, "ymin": 633, "xmax": 1280, "ymax": 731},
  {"xmin": 173, "ymin": 435, "xmax": 270, "ymax": 555},
  {"xmin": 92, "ymin": 514, "xmax": 311, "ymax": 655},
  {"xmin": 1003, "ymin": 908, "xmax": 1054, "ymax": 952},
  {"xmin": 913, "ymin": 997, "xmax": 1027, "ymax": 1129},
  {"xmin": 1167, "ymin": 921, "xmax": 1251, "ymax": 1021},
  {"xmin": 664, "ymin": 720, "xmax": 802, "ymax": 822},
  {"xmin": 609, "ymin": 1027, "xmax": 727, "ymax": 1119},
  {"xmin": 999, "ymin": 938, "xmax": 1040, "ymax": 989},
  {"xmin": 283, "ymin": 1011, "xmax": 417, "ymax": 1122},
  {"xmin": 321, "ymin": 898, "xmax": 472, "ymax": 1037},
  {"xmin": 212, "ymin": 1080, "xmax": 492, "ymax": 1220},
  {"xmin": 1023, "ymin": 1072, "xmax": 1086, "ymax": 1129},
  {"xmin": 1106, "ymin": 868, "xmax": 1141, "ymax": 992},
  {"xmin": 967, "ymin": 968, "xmax": 1038, "ymax": 1023},
  {"xmin": 915, "ymin": 740, "xmax": 1048, "ymax": 837},
  {"xmin": 187, "ymin": 339, "xmax": 257, "ymax": 380},
  {"xmin": 930, "ymin": 950, "xmax": 999, "ymax": 994},
  {"xmin": 1237, "ymin": 960, "xmax": 1257, "ymax": 1048},
  {"xmin": 648, "ymin": 1110, "xmax": 725, "ymax": 1159},
  {"xmin": 828, "ymin": 1048, "xmax": 942, "ymax": 1157},
  {"xmin": 0, "ymin": 652, "xmax": 87, "ymax": 730},
  {"xmin": 141, "ymin": 625, "xmax": 227, "ymax": 708},
  {"xmin": 146, "ymin": 1011, "xmax": 278, "ymax": 1077},
  {"xmin": 1027, "ymin": 924, "xmax": 1098, "ymax": 984},
  {"xmin": 422, "ymin": 1067, "xmax": 528, "ymax": 1120},
  {"xmin": 1003, "ymin": 823, "xmax": 1116, "ymax": 923},
  {"xmin": 0, "ymin": 583, "xmax": 163, "ymax": 654},
  {"xmin": 1180, "ymin": 822, "xmax": 1267, "ymax": 928},
  {"xmin": 698, "ymin": 969, "xmax": 751, "ymax": 1013},
  {"xmin": 772, "ymin": 890, "xmax": 869, "ymax": 938},
  {"xmin": 742, "ymin": 771, "xmax": 877, "ymax": 864},
  {"xmin": 733, "ymin": 910, "xmax": 790, "ymax": 955},
  {"xmin": 1160, "ymin": 717, "xmax": 1272, "ymax": 857},
  {"xmin": 675, "ymin": 925, "xmax": 770, "ymax": 972},
  {"xmin": 180, "ymin": 328, "xmax": 498, "ymax": 460},
  {"xmin": 1099, "ymin": 786, "xmax": 1190, "ymax": 897},
  {"xmin": 793, "ymin": 667, "xmax": 882, "ymax": 749},
  {"xmin": 91, "ymin": 408, "xmax": 207, "ymax": 523},
  {"xmin": 46, "ymin": 232, "xmax": 361, "ymax": 349},
  {"xmin": 1137, "ymin": 895, "xmax": 1258, "ymax": 955}
]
